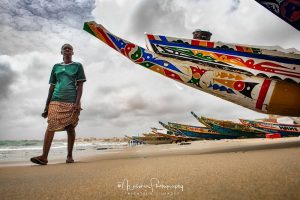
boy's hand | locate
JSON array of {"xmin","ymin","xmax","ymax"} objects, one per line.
[
  {"xmin": 41, "ymin": 107, "xmax": 48, "ymax": 118},
  {"xmin": 41, "ymin": 110, "xmax": 48, "ymax": 118}
]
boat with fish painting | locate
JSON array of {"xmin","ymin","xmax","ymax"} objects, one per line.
[{"xmin": 83, "ymin": 21, "xmax": 300, "ymax": 116}]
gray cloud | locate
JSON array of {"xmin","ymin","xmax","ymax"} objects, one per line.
[
  {"xmin": 0, "ymin": 0, "xmax": 96, "ymax": 55},
  {"xmin": 228, "ymin": 0, "xmax": 240, "ymax": 13},
  {"xmin": 0, "ymin": 62, "xmax": 16, "ymax": 101},
  {"xmin": 0, "ymin": 0, "xmax": 95, "ymax": 31},
  {"xmin": 128, "ymin": 0, "xmax": 186, "ymax": 37},
  {"xmin": 83, "ymin": 83, "xmax": 202, "ymax": 124}
]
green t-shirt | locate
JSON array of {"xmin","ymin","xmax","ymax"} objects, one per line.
[{"xmin": 49, "ymin": 62, "xmax": 86, "ymax": 103}]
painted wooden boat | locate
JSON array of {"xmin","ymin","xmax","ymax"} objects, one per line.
[
  {"xmin": 191, "ymin": 112, "xmax": 266, "ymax": 138},
  {"xmin": 159, "ymin": 121, "xmax": 195, "ymax": 136},
  {"xmin": 154, "ymin": 130, "xmax": 193, "ymax": 142},
  {"xmin": 240, "ymin": 119, "xmax": 300, "ymax": 137},
  {"xmin": 83, "ymin": 21, "xmax": 300, "ymax": 116},
  {"xmin": 146, "ymin": 34, "xmax": 300, "ymax": 83},
  {"xmin": 167, "ymin": 122, "xmax": 238, "ymax": 139},
  {"xmin": 131, "ymin": 128, "xmax": 193, "ymax": 144},
  {"xmin": 255, "ymin": 0, "xmax": 300, "ymax": 31},
  {"xmin": 150, "ymin": 127, "xmax": 193, "ymax": 141},
  {"xmin": 131, "ymin": 134, "xmax": 173, "ymax": 145},
  {"xmin": 159, "ymin": 121, "xmax": 203, "ymax": 141}
]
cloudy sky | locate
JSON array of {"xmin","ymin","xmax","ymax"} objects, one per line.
[{"xmin": 0, "ymin": 0, "xmax": 299, "ymax": 140}]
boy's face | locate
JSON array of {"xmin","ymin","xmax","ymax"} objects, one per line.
[
  {"xmin": 61, "ymin": 44, "xmax": 74, "ymax": 57},
  {"xmin": 193, "ymin": 31, "xmax": 211, "ymax": 41},
  {"xmin": 193, "ymin": 31, "xmax": 202, "ymax": 39}
]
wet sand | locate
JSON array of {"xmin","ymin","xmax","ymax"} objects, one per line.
[{"xmin": 0, "ymin": 138, "xmax": 299, "ymax": 200}]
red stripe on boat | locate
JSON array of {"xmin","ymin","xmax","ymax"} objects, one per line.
[
  {"xmin": 256, "ymin": 79, "xmax": 272, "ymax": 109},
  {"xmin": 191, "ymin": 40, "xmax": 200, "ymax": 46},
  {"xmin": 207, "ymin": 42, "xmax": 214, "ymax": 48},
  {"xmin": 163, "ymin": 69, "xmax": 183, "ymax": 82},
  {"xmin": 96, "ymin": 27, "xmax": 117, "ymax": 50},
  {"xmin": 236, "ymin": 46, "xmax": 244, "ymax": 52},
  {"xmin": 147, "ymin": 34, "xmax": 155, "ymax": 40}
]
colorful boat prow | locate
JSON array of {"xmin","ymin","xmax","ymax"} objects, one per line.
[{"xmin": 83, "ymin": 21, "xmax": 300, "ymax": 117}]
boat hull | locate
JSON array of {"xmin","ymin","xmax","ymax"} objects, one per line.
[
  {"xmin": 240, "ymin": 119, "xmax": 300, "ymax": 137},
  {"xmin": 191, "ymin": 112, "xmax": 266, "ymax": 138},
  {"xmin": 132, "ymin": 136, "xmax": 173, "ymax": 144},
  {"xmin": 146, "ymin": 34, "xmax": 300, "ymax": 83},
  {"xmin": 83, "ymin": 21, "xmax": 300, "ymax": 116},
  {"xmin": 168, "ymin": 122, "xmax": 238, "ymax": 139},
  {"xmin": 204, "ymin": 122, "xmax": 264, "ymax": 138}
]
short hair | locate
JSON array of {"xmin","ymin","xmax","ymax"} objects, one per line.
[
  {"xmin": 193, "ymin": 29, "xmax": 202, "ymax": 34},
  {"xmin": 61, "ymin": 44, "xmax": 73, "ymax": 50}
]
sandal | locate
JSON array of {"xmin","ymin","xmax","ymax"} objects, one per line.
[
  {"xmin": 30, "ymin": 157, "xmax": 47, "ymax": 165},
  {"xmin": 66, "ymin": 158, "xmax": 74, "ymax": 163}
]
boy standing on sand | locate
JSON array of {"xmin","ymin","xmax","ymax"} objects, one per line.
[{"xmin": 30, "ymin": 44, "xmax": 86, "ymax": 165}]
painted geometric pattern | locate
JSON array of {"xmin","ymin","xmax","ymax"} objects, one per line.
[
  {"xmin": 146, "ymin": 34, "xmax": 300, "ymax": 58},
  {"xmin": 147, "ymin": 34, "xmax": 264, "ymax": 54},
  {"xmin": 83, "ymin": 22, "xmax": 275, "ymax": 113},
  {"xmin": 147, "ymin": 35, "xmax": 300, "ymax": 83}
]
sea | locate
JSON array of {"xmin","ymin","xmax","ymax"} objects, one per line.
[{"xmin": 0, "ymin": 140, "xmax": 128, "ymax": 166}]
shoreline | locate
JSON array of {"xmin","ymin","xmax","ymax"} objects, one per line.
[
  {"xmin": 0, "ymin": 137, "xmax": 299, "ymax": 200},
  {"xmin": 0, "ymin": 141, "xmax": 128, "ymax": 167},
  {"xmin": 1, "ymin": 137, "xmax": 299, "ymax": 167}
]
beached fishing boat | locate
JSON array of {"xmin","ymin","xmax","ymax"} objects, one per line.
[
  {"xmin": 191, "ymin": 112, "xmax": 266, "ymax": 138},
  {"xmin": 240, "ymin": 119, "xmax": 300, "ymax": 137},
  {"xmin": 159, "ymin": 121, "xmax": 201, "ymax": 140},
  {"xmin": 131, "ymin": 134, "xmax": 173, "ymax": 145},
  {"xmin": 150, "ymin": 127, "xmax": 188, "ymax": 141},
  {"xmin": 130, "ymin": 127, "xmax": 193, "ymax": 144},
  {"xmin": 83, "ymin": 21, "xmax": 300, "ymax": 116},
  {"xmin": 167, "ymin": 122, "xmax": 238, "ymax": 139},
  {"xmin": 151, "ymin": 129, "xmax": 193, "ymax": 143},
  {"xmin": 158, "ymin": 121, "xmax": 186, "ymax": 136}
]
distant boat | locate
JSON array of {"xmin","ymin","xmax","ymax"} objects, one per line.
[
  {"xmin": 158, "ymin": 121, "xmax": 200, "ymax": 140},
  {"xmin": 240, "ymin": 119, "xmax": 300, "ymax": 137},
  {"xmin": 191, "ymin": 112, "xmax": 266, "ymax": 138},
  {"xmin": 131, "ymin": 134, "xmax": 173, "ymax": 145},
  {"xmin": 167, "ymin": 122, "xmax": 238, "ymax": 139},
  {"xmin": 129, "ymin": 127, "xmax": 195, "ymax": 144},
  {"xmin": 152, "ymin": 129, "xmax": 194, "ymax": 143},
  {"xmin": 83, "ymin": 21, "xmax": 300, "ymax": 116}
]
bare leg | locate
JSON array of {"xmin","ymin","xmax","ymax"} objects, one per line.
[
  {"xmin": 30, "ymin": 129, "xmax": 55, "ymax": 165},
  {"xmin": 66, "ymin": 125, "xmax": 76, "ymax": 163},
  {"xmin": 41, "ymin": 130, "xmax": 55, "ymax": 160}
]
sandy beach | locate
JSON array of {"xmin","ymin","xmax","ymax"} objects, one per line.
[{"xmin": 0, "ymin": 137, "xmax": 300, "ymax": 200}]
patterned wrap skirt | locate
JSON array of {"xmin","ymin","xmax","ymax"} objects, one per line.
[{"xmin": 47, "ymin": 101, "xmax": 81, "ymax": 131}]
